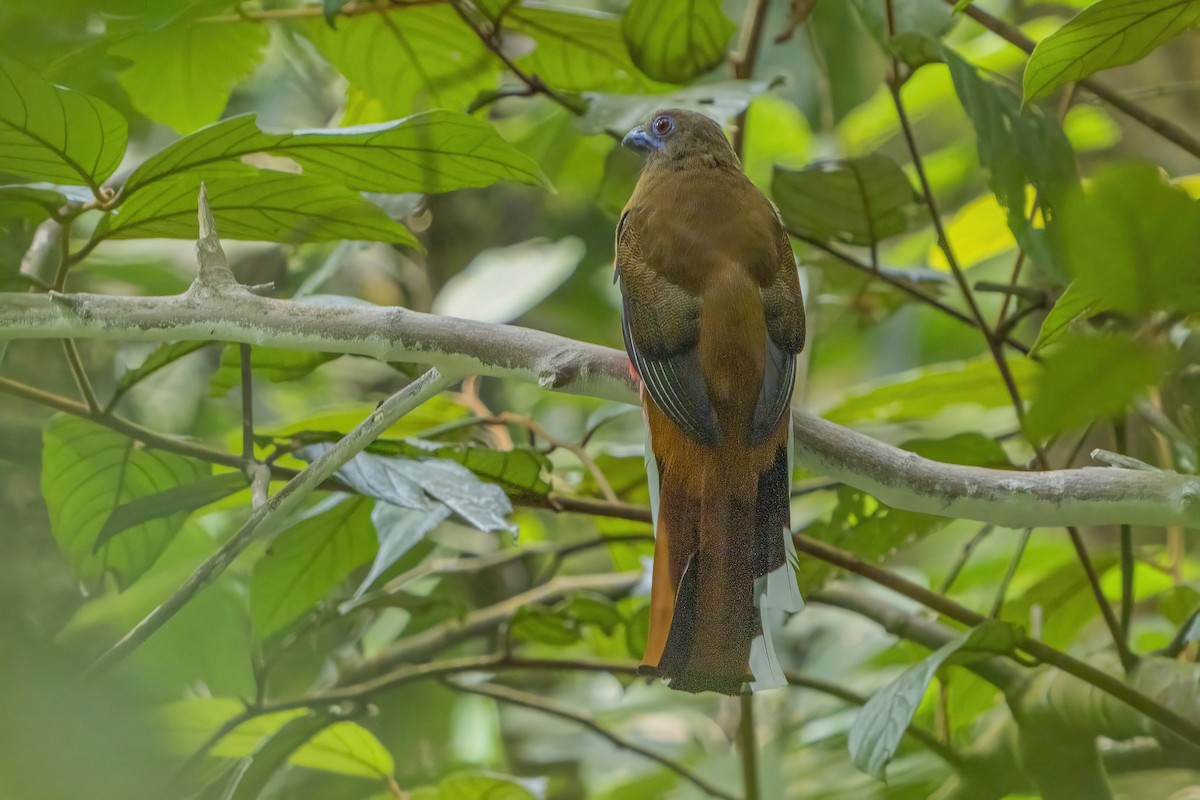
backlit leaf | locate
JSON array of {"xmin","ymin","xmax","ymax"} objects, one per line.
[{"xmin": 622, "ymin": 0, "xmax": 735, "ymax": 84}]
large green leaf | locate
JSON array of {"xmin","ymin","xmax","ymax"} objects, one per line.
[
  {"xmin": 302, "ymin": 6, "xmax": 498, "ymax": 119},
  {"xmin": 774, "ymin": 154, "xmax": 918, "ymax": 247},
  {"xmin": 96, "ymin": 170, "xmax": 417, "ymax": 246},
  {"xmin": 163, "ymin": 697, "xmax": 395, "ymax": 779},
  {"xmin": 94, "ymin": 472, "xmax": 249, "ymax": 553},
  {"xmin": 41, "ymin": 415, "xmax": 209, "ymax": 589},
  {"xmin": 1058, "ymin": 161, "xmax": 1200, "ymax": 316},
  {"xmin": 250, "ymin": 496, "xmax": 378, "ymax": 638},
  {"xmin": 942, "ymin": 46, "xmax": 1080, "ymax": 280},
  {"xmin": 822, "ymin": 355, "xmax": 1040, "ymax": 425},
  {"xmin": 0, "ymin": 57, "xmax": 127, "ymax": 186},
  {"xmin": 622, "ymin": 0, "xmax": 735, "ymax": 84},
  {"xmin": 110, "ymin": 16, "xmax": 268, "ymax": 134},
  {"xmin": 0, "ymin": 183, "xmax": 91, "ymax": 220},
  {"xmin": 1025, "ymin": 333, "xmax": 1167, "ymax": 439},
  {"xmin": 1024, "ymin": 0, "xmax": 1200, "ymax": 102},
  {"xmin": 848, "ymin": 620, "xmax": 1022, "ymax": 779},
  {"xmin": 123, "ymin": 111, "xmax": 548, "ymax": 198},
  {"xmin": 209, "ymin": 345, "xmax": 341, "ymax": 396}
]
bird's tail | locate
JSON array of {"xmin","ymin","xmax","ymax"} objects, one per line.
[{"xmin": 641, "ymin": 416, "xmax": 803, "ymax": 694}]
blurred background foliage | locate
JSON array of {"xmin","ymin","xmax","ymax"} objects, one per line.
[{"xmin": 1, "ymin": 0, "xmax": 1199, "ymax": 798}]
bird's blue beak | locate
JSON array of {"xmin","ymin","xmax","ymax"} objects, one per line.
[{"xmin": 622, "ymin": 126, "xmax": 655, "ymax": 154}]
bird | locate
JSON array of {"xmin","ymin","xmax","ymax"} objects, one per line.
[{"xmin": 615, "ymin": 108, "xmax": 806, "ymax": 694}]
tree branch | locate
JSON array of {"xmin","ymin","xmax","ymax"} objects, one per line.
[{"xmin": 5, "ymin": 289, "xmax": 1200, "ymax": 529}]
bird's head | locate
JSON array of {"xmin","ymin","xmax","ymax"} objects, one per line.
[{"xmin": 621, "ymin": 108, "xmax": 739, "ymax": 169}]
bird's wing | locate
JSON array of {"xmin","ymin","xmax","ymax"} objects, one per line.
[
  {"xmin": 751, "ymin": 222, "xmax": 806, "ymax": 446},
  {"xmin": 616, "ymin": 208, "xmax": 721, "ymax": 447}
]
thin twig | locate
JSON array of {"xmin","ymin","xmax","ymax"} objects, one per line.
[
  {"xmin": 990, "ymin": 528, "xmax": 1030, "ymax": 618},
  {"xmin": 738, "ymin": 693, "xmax": 761, "ymax": 800},
  {"xmin": 449, "ymin": 680, "xmax": 740, "ymax": 800},
  {"xmin": 939, "ymin": 524, "xmax": 994, "ymax": 594},
  {"xmin": 239, "ymin": 343, "xmax": 255, "ymax": 462}
]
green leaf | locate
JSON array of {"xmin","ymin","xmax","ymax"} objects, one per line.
[
  {"xmin": 1025, "ymin": 333, "xmax": 1167, "ymax": 439},
  {"xmin": 901, "ymin": 432, "xmax": 1013, "ymax": 468},
  {"xmin": 300, "ymin": 445, "xmax": 517, "ymax": 534},
  {"xmin": 111, "ymin": 341, "xmax": 212, "ymax": 404},
  {"xmin": 0, "ymin": 183, "xmax": 91, "ymax": 220},
  {"xmin": 942, "ymin": 45, "xmax": 1080, "ymax": 280},
  {"xmin": 799, "ymin": 487, "xmax": 948, "ymax": 594},
  {"xmin": 41, "ymin": 415, "xmax": 209, "ymax": 589},
  {"xmin": 303, "ymin": 6, "xmax": 499, "ymax": 119},
  {"xmin": 1024, "ymin": 0, "xmax": 1200, "ymax": 102},
  {"xmin": 504, "ymin": 5, "xmax": 669, "ymax": 93},
  {"xmin": 123, "ymin": 111, "xmax": 548, "ymax": 198},
  {"xmin": 323, "ymin": 0, "xmax": 351, "ymax": 27},
  {"xmin": 162, "ymin": 697, "xmax": 395, "ymax": 779},
  {"xmin": 848, "ymin": 620, "xmax": 1022, "ymax": 779},
  {"xmin": 512, "ymin": 605, "xmax": 583, "ymax": 645},
  {"xmin": 410, "ymin": 772, "xmax": 535, "ymax": 800},
  {"xmin": 622, "ymin": 0, "xmax": 735, "ymax": 84},
  {"xmin": 1030, "ymin": 281, "xmax": 1108, "ymax": 355},
  {"xmin": 111, "ymin": 15, "xmax": 268, "ymax": 134},
  {"xmin": 94, "ymin": 472, "xmax": 249, "ymax": 553},
  {"xmin": 96, "ymin": 171, "xmax": 417, "ymax": 246},
  {"xmin": 774, "ymin": 153, "xmax": 918, "ymax": 247},
  {"xmin": 0, "ymin": 57, "xmax": 128, "ymax": 186},
  {"xmin": 209, "ymin": 345, "xmax": 340, "ymax": 396},
  {"xmin": 367, "ymin": 438, "xmax": 552, "ymax": 497},
  {"xmin": 1058, "ymin": 161, "xmax": 1200, "ymax": 316},
  {"xmin": 250, "ymin": 496, "xmax": 378, "ymax": 637},
  {"xmin": 823, "ymin": 354, "xmax": 1040, "ymax": 425},
  {"xmin": 851, "ymin": 0, "xmax": 956, "ymax": 50},
  {"xmin": 222, "ymin": 713, "xmax": 337, "ymax": 800}
]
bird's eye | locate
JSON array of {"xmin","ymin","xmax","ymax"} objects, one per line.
[{"xmin": 652, "ymin": 115, "xmax": 674, "ymax": 136}]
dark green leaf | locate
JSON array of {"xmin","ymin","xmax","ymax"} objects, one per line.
[
  {"xmin": 95, "ymin": 472, "xmax": 249, "ymax": 553},
  {"xmin": 110, "ymin": 16, "xmax": 268, "ymax": 134},
  {"xmin": 0, "ymin": 57, "xmax": 127, "ymax": 186},
  {"xmin": 323, "ymin": 0, "xmax": 351, "ymax": 28},
  {"xmin": 942, "ymin": 46, "xmax": 1080, "ymax": 280},
  {"xmin": 250, "ymin": 496, "xmax": 378, "ymax": 637},
  {"xmin": 1058, "ymin": 162, "xmax": 1200, "ymax": 316},
  {"xmin": 560, "ymin": 593, "xmax": 624, "ymax": 634},
  {"xmin": 901, "ymin": 433, "xmax": 1013, "ymax": 468},
  {"xmin": 1025, "ymin": 333, "xmax": 1167, "ymax": 439},
  {"xmin": 300, "ymin": 444, "xmax": 517, "ymax": 534},
  {"xmin": 302, "ymin": 6, "xmax": 499, "ymax": 119},
  {"xmin": 1031, "ymin": 281, "xmax": 1109, "ymax": 355},
  {"xmin": 112, "ymin": 341, "xmax": 212, "ymax": 403},
  {"xmin": 0, "ymin": 183, "xmax": 91, "ymax": 220},
  {"xmin": 851, "ymin": 0, "xmax": 955, "ymax": 51},
  {"xmin": 123, "ymin": 111, "xmax": 548, "ymax": 198},
  {"xmin": 799, "ymin": 486, "xmax": 948, "ymax": 594},
  {"xmin": 512, "ymin": 605, "xmax": 582, "ymax": 646},
  {"xmin": 622, "ymin": 0, "xmax": 735, "ymax": 84},
  {"xmin": 96, "ymin": 171, "xmax": 418, "ymax": 246},
  {"xmin": 848, "ymin": 620, "xmax": 1021, "ymax": 779},
  {"xmin": 41, "ymin": 415, "xmax": 209, "ymax": 589},
  {"xmin": 774, "ymin": 153, "xmax": 918, "ymax": 247},
  {"xmin": 823, "ymin": 354, "xmax": 1039, "ymax": 425},
  {"xmin": 209, "ymin": 346, "xmax": 340, "ymax": 396},
  {"xmin": 1024, "ymin": 0, "xmax": 1200, "ymax": 102}
]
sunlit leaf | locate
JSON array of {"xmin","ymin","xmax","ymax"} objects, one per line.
[
  {"xmin": 850, "ymin": 620, "xmax": 1021, "ymax": 779},
  {"xmin": 1030, "ymin": 281, "xmax": 1108, "ymax": 355},
  {"xmin": 1025, "ymin": 333, "xmax": 1167, "ymax": 439},
  {"xmin": 822, "ymin": 355, "xmax": 1039, "ymax": 425},
  {"xmin": 209, "ymin": 346, "xmax": 340, "ymax": 396},
  {"xmin": 111, "ymin": 16, "xmax": 268, "ymax": 134},
  {"xmin": 97, "ymin": 170, "xmax": 417, "ymax": 246},
  {"xmin": 902, "ymin": 432, "xmax": 1013, "ymax": 468},
  {"xmin": 1024, "ymin": 0, "xmax": 1200, "ymax": 102},
  {"xmin": 432, "ymin": 237, "xmax": 584, "ymax": 324},
  {"xmin": 622, "ymin": 0, "xmax": 735, "ymax": 84},
  {"xmin": 303, "ymin": 6, "xmax": 499, "ymax": 119},
  {"xmin": 0, "ymin": 57, "xmax": 127, "ymax": 186},
  {"xmin": 410, "ymin": 772, "xmax": 536, "ymax": 800},
  {"xmin": 250, "ymin": 496, "xmax": 378, "ymax": 637},
  {"xmin": 122, "ymin": 111, "xmax": 548, "ymax": 198},
  {"xmin": 41, "ymin": 415, "xmax": 209, "ymax": 589},
  {"xmin": 774, "ymin": 153, "xmax": 918, "ymax": 247},
  {"xmin": 1058, "ymin": 161, "xmax": 1200, "ymax": 316}
]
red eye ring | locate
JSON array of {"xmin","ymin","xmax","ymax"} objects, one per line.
[{"xmin": 652, "ymin": 115, "xmax": 673, "ymax": 136}]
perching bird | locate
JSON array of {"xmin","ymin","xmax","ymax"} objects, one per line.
[{"xmin": 616, "ymin": 109, "xmax": 806, "ymax": 694}]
